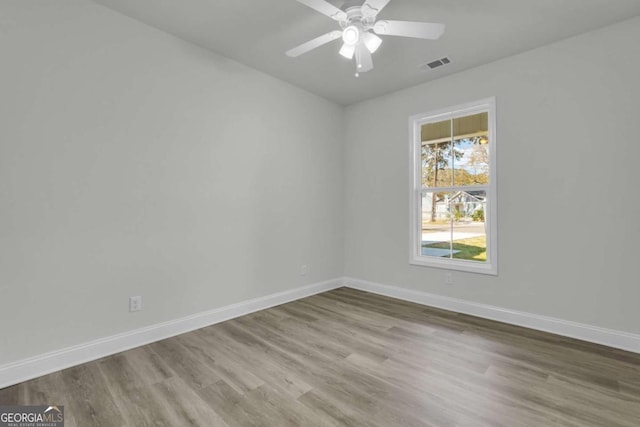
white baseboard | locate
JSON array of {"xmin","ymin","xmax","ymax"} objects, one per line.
[
  {"xmin": 3, "ymin": 276, "xmax": 637, "ymax": 389},
  {"xmin": 344, "ymin": 277, "xmax": 640, "ymax": 354},
  {"xmin": 0, "ymin": 278, "xmax": 343, "ymax": 389}
]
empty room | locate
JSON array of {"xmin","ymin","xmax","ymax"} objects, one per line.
[{"xmin": 1, "ymin": 0, "xmax": 639, "ymax": 426}]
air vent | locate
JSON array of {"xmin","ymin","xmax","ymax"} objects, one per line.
[{"xmin": 419, "ymin": 57, "xmax": 452, "ymax": 72}]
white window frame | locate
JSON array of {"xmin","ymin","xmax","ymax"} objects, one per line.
[{"xmin": 409, "ymin": 97, "xmax": 497, "ymax": 275}]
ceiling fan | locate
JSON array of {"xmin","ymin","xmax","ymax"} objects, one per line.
[{"xmin": 286, "ymin": 0, "xmax": 445, "ymax": 76}]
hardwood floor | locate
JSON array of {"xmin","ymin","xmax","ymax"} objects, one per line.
[{"xmin": 1, "ymin": 287, "xmax": 639, "ymax": 426}]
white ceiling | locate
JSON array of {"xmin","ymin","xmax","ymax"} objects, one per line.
[{"xmin": 93, "ymin": 0, "xmax": 640, "ymax": 105}]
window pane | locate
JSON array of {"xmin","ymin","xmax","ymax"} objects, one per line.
[
  {"xmin": 452, "ymin": 112, "xmax": 489, "ymax": 186},
  {"xmin": 450, "ymin": 190, "xmax": 487, "ymax": 262},
  {"xmin": 421, "ymin": 120, "xmax": 452, "ymax": 188},
  {"xmin": 421, "ymin": 191, "xmax": 452, "ymax": 258}
]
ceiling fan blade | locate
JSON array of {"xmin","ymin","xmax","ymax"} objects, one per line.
[
  {"xmin": 286, "ymin": 30, "xmax": 343, "ymax": 57},
  {"xmin": 355, "ymin": 44, "xmax": 374, "ymax": 73},
  {"xmin": 373, "ymin": 20, "xmax": 445, "ymax": 40},
  {"xmin": 296, "ymin": 0, "xmax": 347, "ymax": 22},
  {"xmin": 361, "ymin": 0, "xmax": 391, "ymax": 18}
]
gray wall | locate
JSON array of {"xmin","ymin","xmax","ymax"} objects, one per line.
[
  {"xmin": 344, "ymin": 17, "xmax": 640, "ymax": 335},
  {"xmin": 0, "ymin": 1, "xmax": 344, "ymax": 365}
]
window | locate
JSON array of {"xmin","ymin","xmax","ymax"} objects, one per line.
[{"xmin": 409, "ymin": 98, "xmax": 497, "ymax": 275}]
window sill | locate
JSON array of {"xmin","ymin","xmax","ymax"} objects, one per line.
[{"xmin": 410, "ymin": 256, "xmax": 497, "ymax": 275}]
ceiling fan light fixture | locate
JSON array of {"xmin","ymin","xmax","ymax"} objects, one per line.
[
  {"xmin": 342, "ymin": 25, "xmax": 360, "ymax": 45},
  {"xmin": 339, "ymin": 43, "xmax": 355, "ymax": 59},
  {"xmin": 362, "ymin": 32, "xmax": 382, "ymax": 53}
]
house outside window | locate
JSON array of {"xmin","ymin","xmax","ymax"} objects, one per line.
[{"xmin": 409, "ymin": 98, "xmax": 497, "ymax": 275}]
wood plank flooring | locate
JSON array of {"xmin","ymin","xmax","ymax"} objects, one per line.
[{"xmin": 1, "ymin": 287, "xmax": 640, "ymax": 426}]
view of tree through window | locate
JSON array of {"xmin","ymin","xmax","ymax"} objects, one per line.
[{"xmin": 420, "ymin": 112, "xmax": 490, "ymax": 262}]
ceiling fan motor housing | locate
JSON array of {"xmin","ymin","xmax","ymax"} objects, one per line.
[
  {"xmin": 339, "ymin": 4, "xmax": 375, "ymax": 29},
  {"xmin": 340, "ymin": 1, "xmax": 364, "ymax": 11}
]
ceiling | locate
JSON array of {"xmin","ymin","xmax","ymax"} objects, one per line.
[{"xmin": 93, "ymin": 0, "xmax": 640, "ymax": 105}]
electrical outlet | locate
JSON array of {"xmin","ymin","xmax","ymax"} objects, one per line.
[
  {"xmin": 129, "ymin": 296, "xmax": 142, "ymax": 312},
  {"xmin": 445, "ymin": 273, "xmax": 453, "ymax": 285},
  {"xmin": 300, "ymin": 264, "xmax": 307, "ymax": 276}
]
